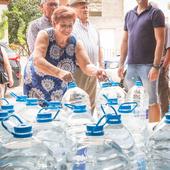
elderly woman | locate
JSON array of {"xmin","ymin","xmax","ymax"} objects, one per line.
[{"xmin": 24, "ymin": 6, "xmax": 107, "ymax": 101}]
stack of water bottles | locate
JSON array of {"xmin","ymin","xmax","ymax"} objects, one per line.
[
  {"xmin": 147, "ymin": 105, "xmax": 170, "ymax": 170},
  {"xmin": 1, "ymin": 78, "xmax": 170, "ymax": 169}
]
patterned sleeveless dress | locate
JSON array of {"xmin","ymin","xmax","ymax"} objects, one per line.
[{"xmin": 24, "ymin": 28, "xmax": 76, "ymax": 101}]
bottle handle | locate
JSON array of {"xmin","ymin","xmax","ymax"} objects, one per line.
[
  {"xmin": 38, "ymin": 107, "xmax": 60, "ymax": 121},
  {"xmin": 1, "ymin": 114, "xmax": 25, "ymax": 135},
  {"xmin": 118, "ymin": 102, "xmax": 138, "ymax": 112},
  {"xmin": 0, "ymin": 98, "xmax": 9, "ymax": 105},
  {"xmin": 101, "ymin": 104, "xmax": 118, "ymax": 116}
]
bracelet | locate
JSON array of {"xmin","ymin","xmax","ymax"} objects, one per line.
[{"xmin": 152, "ymin": 64, "xmax": 161, "ymax": 70}]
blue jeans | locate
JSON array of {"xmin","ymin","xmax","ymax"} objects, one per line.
[{"xmin": 124, "ymin": 64, "xmax": 159, "ymax": 105}]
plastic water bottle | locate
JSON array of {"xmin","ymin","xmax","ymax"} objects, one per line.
[
  {"xmin": 65, "ymin": 123, "xmax": 130, "ymax": 169},
  {"xmin": 33, "ymin": 108, "xmax": 66, "ymax": 169},
  {"xmin": 18, "ymin": 98, "xmax": 42, "ymax": 123},
  {"xmin": 62, "ymin": 81, "xmax": 91, "ymax": 111},
  {"xmin": 102, "ymin": 110, "xmax": 146, "ymax": 170},
  {"xmin": 0, "ymin": 114, "xmax": 57, "ymax": 169},
  {"xmin": 148, "ymin": 110, "xmax": 170, "ymax": 170},
  {"xmin": 126, "ymin": 81, "xmax": 149, "ymax": 119},
  {"xmin": 65, "ymin": 104, "xmax": 94, "ymax": 140}
]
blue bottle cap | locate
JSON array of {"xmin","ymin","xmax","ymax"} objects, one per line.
[
  {"xmin": 86, "ymin": 124, "xmax": 104, "ymax": 136},
  {"xmin": 112, "ymin": 82, "xmax": 120, "ymax": 86},
  {"xmin": 106, "ymin": 114, "xmax": 122, "ymax": 125},
  {"xmin": 36, "ymin": 112, "xmax": 53, "ymax": 123},
  {"xmin": 26, "ymin": 98, "xmax": 39, "ymax": 106},
  {"xmin": 101, "ymin": 82, "xmax": 112, "ymax": 88},
  {"xmin": 118, "ymin": 105, "xmax": 132, "ymax": 113},
  {"xmin": 135, "ymin": 81, "xmax": 143, "ymax": 86},
  {"xmin": 16, "ymin": 95, "xmax": 27, "ymax": 102},
  {"xmin": 47, "ymin": 101, "xmax": 62, "ymax": 109},
  {"xmin": 107, "ymin": 98, "xmax": 118, "ymax": 105},
  {"xmin": 0, "ymin": 110, "xmax": 9, "ymax": 121},
  {"xmin": 165, "ymin": 113, "xmax": 170, "ymax": 124},
  {"xmin": 73, "ymin": 105, "xmax": 87, "ymax": 113},
  {"xmin": 13, "ymin": 124, "xmax": 33, "ymax": 138},
  {"xmin": 68, "ymin": 81, "xmax": 77, "ymax": 89}
]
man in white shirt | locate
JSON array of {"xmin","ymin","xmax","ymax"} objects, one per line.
[{"xmin": 70, "ymin": 0, "xmax": 104, "ymax": 112}]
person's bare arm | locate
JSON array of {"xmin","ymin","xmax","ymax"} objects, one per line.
[
  {"xmin": 98, "ymin": 47, "xmax": 104, "ymax": 69},
  {"xmin": 33, "ymin": 30, "xmax": 73, "ymax": 82},
  {"xmin": 118, "ymin": 31, "xmax": 128, "ymax": 79},
  {"xmin": 153, "ymin": 27, "xmax": 165, "ymax": 66},
  {"xmin": 148, "ymin": 27, "xmax": 165, "ymax": 81},
  {"xmin": 76, "ymin": 40, "xmax": 107, "ymax": 81}
]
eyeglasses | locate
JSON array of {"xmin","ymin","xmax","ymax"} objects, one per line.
[{"xmin": 46, "ymin": 2, "xmax": 58, "ymax": 7}]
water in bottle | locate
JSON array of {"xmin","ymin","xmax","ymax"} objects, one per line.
[
  {"xmin": 126, "ymin": 80, "xmax": 149, "ymax": 119},
  {"xmin": 0, "ymin": 114, "xmax": 57, "ymax": 170},
  {"xmin": 62, "ymin": 81, "xmax": 91, "ymax": 111},
  {"xmin": 66, "ymin": 123, "xmax": 130, "ymax": 170},
  {"xmin": 148, "ymin": 110, "xmax": 170, "ymax": 170},
  {"xmin": 33, "ymin": 108, "xmax": 67, "ymax": 169}
]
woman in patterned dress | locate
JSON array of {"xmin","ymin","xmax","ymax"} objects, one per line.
[{"xmin": 24, "ymin": 6, "xmax": 107, "ymax": 101}]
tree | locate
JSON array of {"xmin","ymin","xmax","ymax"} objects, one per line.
[{"xmin": 6, "ymin": 0, "xmax": 41, "ymax": 55}]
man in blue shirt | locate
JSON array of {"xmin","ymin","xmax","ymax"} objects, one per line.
[{"xmin": 118, "ymin": 0, "xmax": 165, "ymax": 122}]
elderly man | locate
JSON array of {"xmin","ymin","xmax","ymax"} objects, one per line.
[
  {"xmin": 27, "ymin": 0, "xmax": 59, "ymax": 54},
  {"xmin": 70, "ymin": 0, "xmax": 104, "ymax": 113},
  {"xmin": 118, "ymin": 0, "xmax": 165, "ymax": 122}
]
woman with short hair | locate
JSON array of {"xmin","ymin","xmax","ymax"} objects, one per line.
[{"xmin": 24, "ymin": 6, "xmax": 107, "ymax": 101}]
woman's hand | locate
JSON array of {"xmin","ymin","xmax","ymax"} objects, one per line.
[
  {"xmin": 58, "ymin": 69, "xmax": 74, "ymax": 83},
  {"xmin": 96, "ymin": 69, "xmax": 108, "ymax": 82}
]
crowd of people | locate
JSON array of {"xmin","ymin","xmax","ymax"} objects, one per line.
[
  {"xmin": 24, "ymin": 0, "xmax": 170, "ymax": 122},
  {"xmin": 0, "ymin": 0, "xmax": 169, "ymax": 123}
]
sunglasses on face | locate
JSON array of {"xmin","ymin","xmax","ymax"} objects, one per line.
[{"xmin": 46, "ymin": 2, "xmax": 58, "ymax": 7}]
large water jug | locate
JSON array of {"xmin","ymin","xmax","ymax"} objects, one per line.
[
  {"xmin": 118, "ymin": 102, "xmax": 148, "ymax": 167},
  {"xmin": 18, "ymin": 98, "xmax": 42, "ymax": 123},
  {"xmin": 62, "ymin": 81, "xmax": 91, "ymax": 111},
  {"xmin": 65, "ymin": 123, "xmax": 130, "ymax": 170},
  {"xmin": 148, "ymin": 110, "xmax": 170, "ymax": 170},
  {"xmin": 33, "ymin": 108, "xmax": 66, "ymax": 169},
  {"xmin": 0, "ymin": 114, "xmax": 57, "ymax": 170},
  {"xmin": 101, "ymin": 107, "xmax": 147, "ymax": 170},
  {"xmin": 126, "ymin": 81, "xmax": 149, "ymax": 118},
  {"xmin": 65, "ymin": 104, "xmax": 94, "ymax": 140}
]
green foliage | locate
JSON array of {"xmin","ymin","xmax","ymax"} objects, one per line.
[
  {"xmin": 6, "ymin": 0, "xmax": 42, "ymax": 45},
  {"xmin": 0, "ymin": 11, "xmax": 8, "ymax": 40}
]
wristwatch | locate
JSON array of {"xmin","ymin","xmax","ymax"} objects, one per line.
[{"xmin": 152, "ymin": 64, "xmax": 161, "ymax": 70}]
